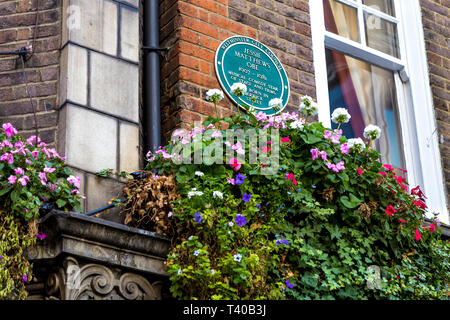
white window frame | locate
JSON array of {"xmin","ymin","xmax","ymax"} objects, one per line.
[{"xmin": 310, "ymin": 0, "xmax": 448, "ymax": 223}]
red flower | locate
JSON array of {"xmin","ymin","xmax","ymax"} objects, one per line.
[
  {"xmin": 385, "ymin": 205, "xmax": 397, "ymax": 216},
  {"xmin": 262, "ymin": 146, "xmax": 271, "ymax": 153},
  {"xmin": 383, "ymin": 164, "xmax": 394, "ymax": 172},
  {"xmin": 411, "ymin": 186, "xmax": 427, "ymax": 199},
  {"xmin": 428, "ymin": 223, "xmax": 437, "ymax": 233},
  {"xmin": 357, "ymin": 167, "xmax": 363, "ymax": 175},
  {"xmin": 378, "ymin": 171, "xmax": 388, "ymax": 176},
  {"xmin": 394, "ymin": 175, "xmax": 408, "ymax": 191},
  {"xmin": 281, "ymin": 136, "xmax": 292, "ymax": 144},
  {"xmin": 399, "ymin": 219, "xmax": 407, "ymax": 224},
  {"xmin": 415, "ymin": 229, "xmax": 421, "ymax": 241},
  {"xmin": 412, "ymin": 200, "xmax": 427, "ymax": 210},
  {"xmin": 285, "ymin": 173, "xmax": 298, "ymax": 185}
]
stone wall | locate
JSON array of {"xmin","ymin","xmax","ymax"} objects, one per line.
[
  {"xmin": 57, "ymin": 0, "xmax": 140, "ymax": 216},
  {"xmin": 0, "ymin": 0, "xmax": 61, "ymax": 146},
  {"xmin": 158, "ymin": 0, "xmax": 315, "ymax": 144},
  {"xmin": 420, "ymin": 0, "xmax": 450, "ymax": 204}
]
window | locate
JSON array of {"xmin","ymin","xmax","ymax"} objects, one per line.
[{"xmin": 309, "ymin": 0, "xmax": 448, "ymax": 223}]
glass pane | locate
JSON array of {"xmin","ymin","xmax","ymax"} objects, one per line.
[
  {"xmin": 325, "ymin": 48, "xmax": 404, "ymax": 168},
  {"xmin": 323, "ymin": 0, "xmax": 360, "ymax": 43},
  {"xmin": 363, "ymin": 0, "xmax": 395, "ymax": 16},
  {"xmin": 364, "ymin": 13, "xmax": 399, "ymax": 58}
]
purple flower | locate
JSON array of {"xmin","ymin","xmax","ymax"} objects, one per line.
[
  {"xmin": 285, "ymin": 280, "xmax": 293, "ymax": 289},
  {"xmin": 275, "ymin": 237, "xmax": 289, "ymax": 246},
  {"xmin": 8, "ymin": 175, "xmax": 17, "ymax": 184},
  {"xmin": 235, "ymin": 214, "xmax": 247, "ymax": 227},
  {"xmin": 36, "ymin": 232, "xmax": 47, "ymax": 240},
  {"xmin": 22, "ymin": 274, "xmax": 28, "ymax": 282},
  {"xmin": 194, "ymin": 211, "xmax": 203, "ymax": 224},
  {"xmin": 256, "ymin": 203, "xmax": 261, "ymax": 210},
  {"xmin": 235, "ymin": 173, "xmax": 246, "ymax": 185},
  {"xmin": 242, "ymin": 193, "xmax": 252, "ymax": 203}
]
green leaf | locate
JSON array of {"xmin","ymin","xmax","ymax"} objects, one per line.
[
  {"xmin": 0, "ymin": 186, "xmax": 12, "ymax": 196},
  {"xmin": 340, "ymin": 193, "xmax": 362, "ymax": 209},
  {"xmin": 56, "ymin": 199, "xmax": 67, "ymax": 208}
]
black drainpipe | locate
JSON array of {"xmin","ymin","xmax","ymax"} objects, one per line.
[{"xmin": 143, "ymin": 0, "xmax": 162, "ymax": 154}]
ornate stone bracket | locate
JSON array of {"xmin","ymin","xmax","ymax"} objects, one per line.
[{"xmin": 26, "ymin": 210, "xmax": 171, "ymax": 300}]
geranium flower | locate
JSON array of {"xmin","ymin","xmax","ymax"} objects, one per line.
[
  {"xmin": 311, "ymin": 148, "xmax": 319, "ymax": 160},
  {"xmin": 36, "ymin": 232, "xmax": 47, "ymax": 240},
  {"xmin": 44, "ymin": 165, "xmax": 56, "ymax": 174},
  {"xmin": 230, "ymin": 83, "xmax": 247, "ymax": 96},
  {"xmin": 262, "ymin": 146, "xmax": 271, "ymax": 153},
  {"xmin": 2, "ymin": 123, "xmax": 18, "ymax": 138},
  {"xmin": 242, "ymin": 193, "xmax": 252, "ymax": 203},
  {"xmin": 38, "ymin": 172, "xmax": 47, "ymax": 186},
  {"xmin": 399, "ymin": 219, "xmax": 407, "ymax": 224},
  {"xmin": 205, "ymin": 89, "xmax": 224, "ymax": 103},
  {"xmin": 331, "ymin": 108, "xmax": 351, "ymax": 124},
  {"xmin": 347, "ymin": 138, "xmax": 365, "ymax": 152},
  {"xmin": 269, "ymin": 98, "xmax": 283, "ymax": 111},
  {"xmin": 415, "ymin": 229, "xmax": 421, "ymax": 241},
  {"xmin": 18, "ymin": 176, "xmax": 29, "ymax": 186},
  {"xmin": 229, "ymin": 158, "xmax": 241, "ymax": 171},
  {"xmin": 385, "ymin": 205, "xmax": 397, "ymax": 216},
  {"xmin": 357, "ymin": 167, "xmax": 363, "ymax": 175},
  {"xmin": 281, "ymin": 136, "xmax": 291, "ymax": 144},
  {"xmin": 364, "ymin": 124, "xmax": 381, "ymax": 140},
  {"xmin": 235, "ymin": 214, "xmax": 247, "ymax": 227},
  {"xmin": 67, "ymin": 175, "xmax": 81, "ymax": 188},
  {"xmin": 330, "ymin": 135, "xmax": 341, "ymax": 144},
  {"xmin": 428, "ymin": 223, "xmax": 437, "ymax": 233},
  {"xmin": 226, "ymin": 178, "xmax": 235, "ymax": 185},
  {"xmin": 340, "ymin": 143, "xmax": 350, "ymax": 154},
  {"xmin": 298, "ymin": 96, "xmax": 318, "ymax": 116},
  {"xmin": 232, "ymin": 141, "xmax": 245, "ymax": 155},
  {"xmin": 411, "ymin": 186, "xmax": 427, "ymax": 199},
  {"xmin": 413, "ymin": 200, "xmax": 427, "ymax": 210},
  {"xmin": 8, "ymin": 175, "xmax": 17, "ymax": 184},
  {"xmin": 285, "ymin": 173, "xmax": 298, "ymax": 185},
  {"xmin": 323, "ymin": 130, "xmax": 332, "ymax": 139},
  {"xmin": 195, "ymin": 171, "xmax": 204, "ymax": 177}
]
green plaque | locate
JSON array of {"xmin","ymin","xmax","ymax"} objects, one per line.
[{"xmin": 215, "ymin": 36, "xmax": 290, "ymax": 115}]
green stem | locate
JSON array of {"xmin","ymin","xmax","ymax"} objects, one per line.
[
  {"xmin": 236, "ymin": 95, "xmax": 241, "ymax": 117},
  {"xmin": 213, "ymin": 102, "xmax": 219, "ymax": 119},
  {"xmin": 337, "ymin": 123, "xmax": 341, "ymax": 131}
]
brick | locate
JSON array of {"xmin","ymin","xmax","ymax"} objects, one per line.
[
  {"xmin": 176, "ymin": 15, "xmax": 219, "ymax": 38},
  {"xmin": 249, "ymin": 6, "xmax": 284, "ymax": 26},
  {"xmin": 178, "ymin": 1, "xmax": 198, "ymax": 18},
  {"xmin": 182, "ymin": 0, "xmax": 217, "ymax": 13},
  {"xmin": 0, "ymin": 29, "xmax": 17, "ymax": 43},
  {"xmin": 228, "ymin": 8, "xmax": 259, "ymax": 29}
]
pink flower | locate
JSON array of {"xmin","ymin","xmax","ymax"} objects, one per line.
[
  {"xmin": 14, "ymin": 167, "xmax": 25, "ymax": 175},
  {"xmin": 26, "ymin": 135, "xmax": 41, "ymax": 145},
  {"xmin": 378, "ymin": 171, "xmax": 388, "ymax": 176},
  {"xmin": 226, "ymin": 178, "xmax": 235, "ymax": 185},
  {"xmin": 323, "ymin": 130, "xmax": 332, "ymax": 139},
  {"xmin": 340, "ymin": 143, "xmax": 350, "ymax": 154},
  {"xmin": 399, "ymin": 219, "xmax": 407, "ymax": 224},
  {"xmin": 335, "ymin": 161, "xmax": 345, "ymax": 171},
  {"xmin": 67, "ymin": 175, "xmax": 81, "ymax": 188},
  {"xmin": 71, "ymin": 189, "xmax": 80, "ymax": 195},
  {"xmin": 357, "ymin": 167, "xmax": 363, "ymax": 175},
  {"xmin": 8, "ymin": 175, "xmax": 17, "ymax": 184},
  {"xmin": 18, "ymin": 176, "xmax": 30, "ymax": 186},
  {"xmin": 36, "ymin": 232, "xmax": 46, "ymax": 240},
  {"xmin": 229, "ymin": 158, "xmax": 241, "ymax": 171},
  {"xmin": 383, "ymin": 164, "xmax": 394, "ymax": 172},
  {"xmin": 2, "ymin": 123, "xmax": 18, "ymax": 138},
  {"xmin": 48, "ymin": 183, "xmax": 56, "ymax": 192},
  {"xmin": 44, "ymin": 165, "xmax": 56, "ymax": 173},
  {"xmin": 415, "ymin": 229, "xmax": 421, "ymax": 241},
  {"xmin": 428, "ymin": 223, "xmax": 436, "ymax": 233},
  {"xmin": 330, "ymin": 135, "xmax": 340, "ymax": 144},
  {"xmin": 319, "ymin": 151, "xmax": 327, "ymax": 161},
  {"xmin": 232, "ymin": 141, "xmax": 245, "ymax": 155},
  {"xmin": 311, "ymin": 148, "xmax": 319, "ymax": 160},
  {"xmin": 262, "ymin": 146, "xmax": 271, "ymax": 153},
  {"xmin": 0, "ymin": 140, "xmax": 13, "ymax": 149},
  {"xmin": 385, "ymin": 205, "xmax": 397, "ymax": 216},
  {"xmin": 38, "ymin": 172, "xmax": 47, "ymax": 186},
  {"xmin": 211, "ymin": 130, "xmax": 222, "ymax": 138},
  {"xmin": 413, "ymin": 200, "xmax": 427, "ymax": 210}
]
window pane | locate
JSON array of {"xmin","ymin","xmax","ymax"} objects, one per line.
[
  {"xmin": 325, "ymin": 48, "xmax": 404, "ymax": 168},
  {"xmin": 323, "ymin": 0, "xmax": 360, "ymax": 43},
  {"xmin": 363, "ymin": 0, "xmax": 395, "ymax": 16},
  {"xmin": 364, "ymin": 13, "xmax": 399, "ymax": 58}
]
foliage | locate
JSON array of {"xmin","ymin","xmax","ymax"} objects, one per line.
[
  {"xmin": 0, "ymin": 124, "xmax": 82, "ymax": 299},
  {"xmin": 128, "ymin": 97, "xmax": 449, "ymax": 300}
]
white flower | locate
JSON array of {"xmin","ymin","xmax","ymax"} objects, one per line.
[
  {"xmin": 299, "ymin": 96, "xmax": 318, "ymax": 116},
  {"xmin": 290, "ymin": 120, "xmax": 304, "ymax": 130},
  {"xmin": 211, "ymin": 269, "xmax": 215, "ymax": 275},
  {"xmin": 188, "ymin": 236, "xmax": 193, "ymax": 241},
  {"xmin": 230, "ymin": 82, "xmax": 247, "ymax": 96},
  {"xmin": 193, "ymin": 250, "xmax": 200, "ymax": 256},
  {"xmin": 206, "ymin": 89, "xmax": 224, "ymax": 102},
  {"xmin": 195, "ymin": 171, "xmax": 204, "ymax": 177},
  {"xmin": 228, "ymin": 221, "xmax": 234, "ymax": 227},
  {"xmin": 331, "ymin": 108, "xmax": 351, "ymax": 124},
  {"xmin": 188, "ymin": 188, "xmax": 204, "ymax": 198},
  {"xmin": 178, "ymin": 268, "xmax": 182, "ymax": 275},
  {"xmin": 364, "ymin": 124, "xmax": 382, "ymax": 140},
  {"xmin": 248, "ymin": 105, "xmax": 257, "ymax": 115},
  {"xmin": 269, "ymin": 98, "xmax": 283, "ymax": 111},
  {"xmin": 213, "ymin": 191, "xmax": 223, "ymax": 199},
  {"xmin": 233, "ymin": 253, "xmax": 242, "ymax": 262},
  {"xmin": 168, "ymin": 211, "xmax": 173, "ymax": 218},
  {"xmin": 347, "ymin": 138, "xmax": 366, "ymax": 152}
]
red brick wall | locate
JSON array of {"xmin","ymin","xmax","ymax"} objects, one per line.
[
  {"xmin": 420, "ymin": 0, "xmax": 450, "ymax": 203},
  {"xmin": 0, "ymin": 0, "xmax": 60, "ymax": 146},
  {"xmin": 159, "ymin": 0, "xmax": 315, "ymax": 143}
]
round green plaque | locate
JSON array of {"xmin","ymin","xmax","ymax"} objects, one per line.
[{"xmin": 215, "ymin": 36, "xmax": 290, "ymax": 115}]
